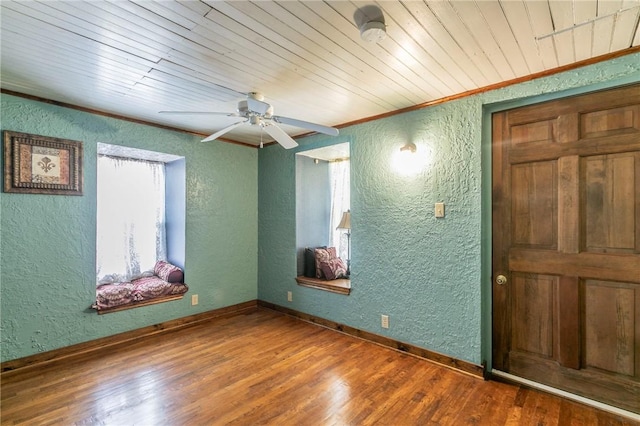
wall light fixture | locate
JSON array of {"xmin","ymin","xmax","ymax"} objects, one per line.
[
  {"xmin": 400, "ymin": 142, "xmax": 417, "ymax": 153},
  {"xmin": 392, "ymin": 142, "xmax": 429, "ymax": 177}
]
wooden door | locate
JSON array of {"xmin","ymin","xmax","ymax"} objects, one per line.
[{"xmin": 492, "ymin": 83, "xmax": 640, "ymax": 413}]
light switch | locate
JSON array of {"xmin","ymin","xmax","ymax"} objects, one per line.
[{"xmin": 435, "ymin": 202, "xmax": 445, "ymax": 218}]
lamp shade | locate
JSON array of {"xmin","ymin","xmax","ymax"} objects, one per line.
[{"xmin": 337, "ymin": 210, "xmax": 351, "ymax": 230}]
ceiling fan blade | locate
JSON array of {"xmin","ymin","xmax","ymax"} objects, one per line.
[
  {"xmin": 247, "ymin": 98, "xmax": 271, "ymax": 115},
  {"xmin": 263, "ymin": 123, "xmax": 298, "ymax": 149},
  {"xmin": 272, "ymin": 116, "xmax": 339, "ymax": 136},
  {"xmin": 159, "ymin": 111, "xmax": 240, "ymax": 116},
  {"xmin": 201, "ymin": 120, "xmax": 248, "ymax": 142}
]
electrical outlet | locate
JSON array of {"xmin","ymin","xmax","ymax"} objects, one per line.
[
  {"xmin": 287, "ymin": 291, "xmax": 293, "ymax": 302},
  {"xmin": 381, "ymin": 314, "xmax": 389, "ymax": 329},
  {"xmin": 191, "ymin": 294, "xmax": 198, "ymax": 306}
]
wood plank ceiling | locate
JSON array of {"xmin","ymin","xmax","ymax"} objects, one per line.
[{"xmin": 1, "ymin": 1, "xmax": 639, "ymax": 146}]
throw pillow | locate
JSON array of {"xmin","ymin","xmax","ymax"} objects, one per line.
[
  {"xmin": 154, "ymin": 260, "xmax": 184, "ymax": 283},
  {"xmin": 314, "ymin": 247, "xmax": 337, "ymax": 279},
  {"xmin": 304, "ymin": 247, "xmax": 320, "ymax": 278},
  {"xmin": 320, "ymin": 257, "xmax": 347, "ymax": 280}
]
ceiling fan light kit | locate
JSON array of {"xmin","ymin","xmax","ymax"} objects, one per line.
[
  {"xmin": 162, "ymin": 92, "xmax": 338, "ymax": 149},
  {"xmin": 360, "ymin": 21, "xmax": 386, "ymax": 43}
]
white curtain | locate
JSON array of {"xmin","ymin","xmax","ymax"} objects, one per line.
[
  {"xmin": 329, "ymin": 159, "xmax": 350, "ymax": 261},
  {"xmin": 96, "ymin": 156, "xmax": 166, "ymax": 283}
]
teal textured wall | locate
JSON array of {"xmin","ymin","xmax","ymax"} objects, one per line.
[
  {"xmin": 0, "ymin": 95, "xmax": 258, "ymax": 362},
  {"xmin": 2, "ymin": 54, "xmax": 638, "ymax": 366},
  {"xmin": 258, "ymin": 54, "xmax": 640, "ymax": 365}
]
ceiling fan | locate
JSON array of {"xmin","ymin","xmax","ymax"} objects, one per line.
[{"xmin": 160, "ymin": 92, "xmax": 339, "ymax": 149}]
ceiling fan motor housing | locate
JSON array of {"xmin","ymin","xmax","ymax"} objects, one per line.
[{"xmin": 237, "ymin": 99, "xmax": 274, "ymax": 118}]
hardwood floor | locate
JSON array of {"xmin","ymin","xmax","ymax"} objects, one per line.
[{"xmin": 1, "ymin": 308, "xmax": 636, "ymax": 425}]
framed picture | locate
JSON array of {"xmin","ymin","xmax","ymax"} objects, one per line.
[{"xmin": 3, "ymin": 131, "xmax": 83, "ymax": 195}]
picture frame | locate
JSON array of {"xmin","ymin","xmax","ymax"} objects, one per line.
[{"xmin": 3, "ymin": 131, "xmax": 83, "ymax": 195}]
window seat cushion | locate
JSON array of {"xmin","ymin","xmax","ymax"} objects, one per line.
[
  {"xmin": 92, "ymin": 261, "xmax": 188, "ymax": 312},
  {"xmin": 130, "ymin": 276, "xmax": 188, "ymax": 301},
  {"xmin": 93, "ymin": 282, "xmax": 136, "ymax": 309},
  {"xmin": 93, "ymin": 277, "xmax": 188, "ymax": 311}
]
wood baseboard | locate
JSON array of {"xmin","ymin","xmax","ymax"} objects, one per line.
[
  {"xmin": 2, "ymin": 299, "xmax": 484, "ymax": 379},
  {"xmin": 258, "ymin": 300, "xmax": 485, "ymax": 378},
  {"xmin": 1, "ymin": 300, "xmax": 258, "ymax": 374}
]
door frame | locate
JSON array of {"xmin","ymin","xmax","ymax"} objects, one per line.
[{"xmin": 480, "ymin": 76, "xmax": 640, "ymax": 373}]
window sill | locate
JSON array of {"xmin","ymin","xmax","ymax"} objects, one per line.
[
  {"xmin": 94, "ymin": 294, "xmax": 185, "ymax": 314},
  {"xmin": 295, "ymin": 276, "xmax": 351, "ymax": 295}
]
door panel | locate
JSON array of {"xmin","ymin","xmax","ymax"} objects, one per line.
[
  {"xmin": 511, "ymin": 273, "xmax": 555, "ymax": 357},
  {"xmin": 511, "ymin": 162, "xmax": 557, "ymax": 248},
  {"xmin": 584, "ymin": 280, "xmax": 638, "ymax": 377},
  {"xmin": 584, "ymin": 153, "xmax": 639, "ymax": 252},
  {"xmin": 580, "ymin": 105, "xmax": 640, "ymax": 139},
  {"xmin": 492, "ymin": 83, "xmax": 640, "ymax": 413}
]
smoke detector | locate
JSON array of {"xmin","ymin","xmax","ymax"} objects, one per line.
[{"xmin": 360, "ymin": 21, "xmax": 386, "ymax": 43}]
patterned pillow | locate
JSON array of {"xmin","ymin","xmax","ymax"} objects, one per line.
[
  {"xmin": 314, "ymin": 247, "xmax": 337, "ymax": 279},
  {"xmin": 320, "ymin": 257, "xmax": 347, "ymax": 280},
  {"xmin": 154, "ymin": 260, "xmax": 184, "ymax": 283}
]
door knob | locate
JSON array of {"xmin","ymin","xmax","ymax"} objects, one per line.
[{"xmin": 495, "ymin": 274, "xmax": 507, "ymax": 285}]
